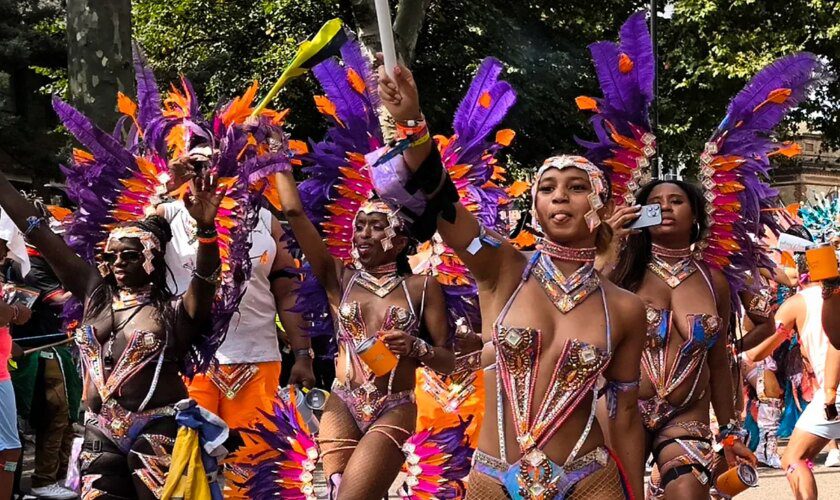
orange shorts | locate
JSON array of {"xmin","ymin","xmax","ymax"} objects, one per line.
[{"xmin": 187, "ymin": 361, "xmax": 281, "ymax": 499}]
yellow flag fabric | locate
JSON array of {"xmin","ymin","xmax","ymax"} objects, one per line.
[
  {"xmin": 161, "ymin": 427, "xmax": 211, "ymax": 500},
  {"xmin": 252, "ymin": 18, "xmax": 347, "ymax": 115}
]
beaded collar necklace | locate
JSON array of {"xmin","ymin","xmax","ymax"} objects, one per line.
[
  {"xmin": 648, "ymin": 244, "xmax": 697, "ymax": 289},
  {"xmin": 537, "ymin": 238, "xmax": 597, "ymax": 263},
  {"xmin": 356, "ymin": 262, "xmax": 403, "ymax": 298},
  {"xmin": 113, "ymin": 285, "xmax": 153, "ymax": 311}
]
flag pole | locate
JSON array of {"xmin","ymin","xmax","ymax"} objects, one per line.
[{"xmin": 374, "ymin": 0, "xmax": 398, "ymax": 79}]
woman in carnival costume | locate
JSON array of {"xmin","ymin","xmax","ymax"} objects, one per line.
[
  {"xmin": 373, "ymin": 35, "xmax": 650, "ymax": 500},
  {"xmin": 115, "ymin": 52, "xmax": 314, "ymax": 497},
  {"xmin": 800, "ymin": 191, "xmax": 840, "ymax": 348},
  {"xmin": 239, "ymin": 36, "xmax": 522, "ymax": 500},
  {"xmin": 579, "ymin": 12, "xmax": 821, "ymax": 499},
  {"xmin": 271, "ymin": 37, "xmax": 458, "ymax": 499},
  {"xmin": 0, "ymin": 44, "xmax": 290, "ymax": 498}
]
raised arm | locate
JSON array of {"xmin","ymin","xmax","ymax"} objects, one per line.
[
  {"xmin": 270, "ymin": 218, "xmax": 316, "ymax": 388},
  {"xmin": 376, "ymin": 63, "xmax": 519, "ymax": 289},
  {"xmin": 0, "ymin": 172, "xmax": 99, "ymax": 299},
  {"xmin": 179, "ymin": 173, "xmax": 223, "ymax": 326},
  {"xmin": 274, "ymin": 170, "xmax": 341, "ymax": 302}
]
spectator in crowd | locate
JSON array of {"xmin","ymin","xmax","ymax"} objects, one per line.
[
  {"xmin": 0, "ymin": 215, "xmax": 32, "ymax": 500},
  {"xmin": 5, "ymin": 211, "xmax": 80, "ymax": 500}
]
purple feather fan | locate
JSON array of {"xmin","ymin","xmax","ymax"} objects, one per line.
[
  {"xmin": 575, "ymin": 10, "xmax": 655, "ymax": 201},
  {"xmin": 292, "ymin": 39, "xmax": 384, "ymax": 338},
  {"xmin": 700, "ymin": 52, "xmax": 823, "ymax": 309}
]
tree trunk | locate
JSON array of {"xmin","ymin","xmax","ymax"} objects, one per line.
[
  {"xmin": 65, "ymin": 0, "xmax": 134, "ymax": 131},
  {"xmin": 348, "ymin": 0, "xmax": 431, "ymax": 67},
  {"xmin": 393, "ymin": 0, "xmax": 431, "ymax": 66}
]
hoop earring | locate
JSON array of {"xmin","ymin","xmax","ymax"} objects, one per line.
[{"xmin": 692, "ymin": 221, "xmax": 701, "ymax": 242}]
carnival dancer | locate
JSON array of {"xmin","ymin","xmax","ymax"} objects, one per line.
[
  {"xmin": 570, "ymin": 11, "xmax": 821, "ymax": 498},
  {"xmin": 372, "ymin": 58, "xmax": 648, "ymax": 500},
  {"xmin": 143, "ymin": 66, "xmax": 314, "ymax": 495},
  {"xmin": 0, "ymin": 43, "xmax": 286, "ymax": 498},
  {"xmin": 0, "ymin": 167, "xmax": 224, "ymax": 498},
  {"xmin": 799, "ymin": 191, "xmax": 840, "ymax": 349},
  {"xmin": 272, "ymin": 36, "xmax": 459, "ymax": 498},
  {"xmin": 241, "ymin": 39, "xmax": 522, "ymax": 500}
]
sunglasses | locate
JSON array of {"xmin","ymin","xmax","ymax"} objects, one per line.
[{"xmin": 101, "ymin": 250, "xmax": 144, "ymax": 265}]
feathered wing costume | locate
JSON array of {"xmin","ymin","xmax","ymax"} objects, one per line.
[
  {"xmin": 575, "ymin": 11, "xmax": 656, "ymax": 208},
  {"xmin": 577, "ymin": 11, "xmax": 822, "ymax": 308},
  {"xmin": 695, "ymin": 52, "xmax": 821, "ymax": 305},
  {"xmin": 799, "ymin": 189, "xmax": 840, "ymax": 244},
  {"xmin": 411, "ymin": 57, "xmax": 521, "ymax": 446},
  {"xmin": 56, "ymin": 44, "xmax": 292, "ymax": 376},
  {"xmin": 239, "ymin": 39, "xmax": 517, "ymax": 499}
]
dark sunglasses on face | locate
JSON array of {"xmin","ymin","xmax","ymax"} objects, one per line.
[{"xmin": 101, "ymin": 250, "xmax": 144, "ymax": 265}]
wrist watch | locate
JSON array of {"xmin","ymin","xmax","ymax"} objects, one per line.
[{"xmin": 293, "ymin": 348, "xmax": 314, "ymax": 360}]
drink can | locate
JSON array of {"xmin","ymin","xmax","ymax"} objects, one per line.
[
  {"xmin": 715, "ymin": 463, "xmax": 758, "ymax": 496},
  {"xmin": 356, "ymin": 336, "xmax": 398, "ymax": 377}
]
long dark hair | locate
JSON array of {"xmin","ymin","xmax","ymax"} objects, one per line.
[
  {"xmin": 86, "ymin": 216, "xmax": 176, "ymax": 325},
  {"xmin": 611, "ymin": 179, "xmax": 708, "ymax": 292}
]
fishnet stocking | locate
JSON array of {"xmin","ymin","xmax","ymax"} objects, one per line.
[
  {"xmin": 567, "ymin": 458, "xmax": 628, "ymax": 499},
  {"xmin": 335, "ymin": 403, "xmax": 415, "ymax": 500},
  {"xmin": 464, "ymin": 469, "xmax": 509, "ymax": 499},
  {"xmin": 318, "ymin": 394, "xmax": 363, "ymax": 477}
]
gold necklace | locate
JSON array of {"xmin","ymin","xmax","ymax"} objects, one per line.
[{"xmin": 355, "ymin": 270, "xmax": 404, "ymax": 298}]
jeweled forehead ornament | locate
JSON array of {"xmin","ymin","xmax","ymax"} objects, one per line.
[
  {"xmin": 106, "ymin": 226, "xmax": 161, "ymax": 275},
  {"xmin": 531, "ymin": 155, "xmax": 608, "ymax": 233},
  {"xmin": 350, "ymin": 200, "xmax": 404, "ymax": 264}
]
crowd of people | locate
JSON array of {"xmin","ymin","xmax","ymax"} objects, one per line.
[{"xmin": 0, "ymin": 10, "xmax": 838, "ymax": 500}]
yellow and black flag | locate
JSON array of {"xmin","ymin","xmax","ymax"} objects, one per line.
[{"xmin": 252, "ymin": 18, "xmax": 349, "ymax": 115}]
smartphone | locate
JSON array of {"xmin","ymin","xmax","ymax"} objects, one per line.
[{"xmin": 625, "ymin": 203, "xmax": 663, "ymax": 230}]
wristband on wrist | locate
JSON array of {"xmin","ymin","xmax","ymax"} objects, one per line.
[
  {"xmin": 195, "ymin": 226, "xmax": 218, "ymax": 238},
  {"xmin": 24, "ymin": 216, "xmax": 46, "ymax": 237},
  {"xmin": 197, "ymin": 235, "xmax": 218, "ymax": 245},
  {"xmin": 294, "ymin": 348, "xmax": 314, "ymax": 360},
  {"xmin": 192, "ymin": 265, "xmax": 222, "ymax": 286},
  {"xmin": 409, "ymin": 337, "xmax": 434, "ymax": 361}
]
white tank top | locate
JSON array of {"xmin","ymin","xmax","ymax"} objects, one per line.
[
  {"xmin": 162, "ymin": 203, "xmax": 280, "ymax": 364},
  {"xmin": 799, "ymin": 286, "xmax": 832, "ymax": 390}
]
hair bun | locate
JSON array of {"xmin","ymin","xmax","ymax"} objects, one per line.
[{"xmin": 137, "ymin": 215, "xmax": 173, "ymax": 245}]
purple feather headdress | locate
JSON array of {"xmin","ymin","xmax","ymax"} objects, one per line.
[
  {"xmin": 576, "ymin": 10, "xmax": 656, "ymax": 206},
  {"xmin": 414, "ymin": 56, "xmax": 518, "ymax": 331},
  {"xmin": 698, "ymin": 52, "xmax": 823, "ymax": 308},
  {"xmin": 56, "ymin": 44, "xmax": 292, "ymax": 376}
]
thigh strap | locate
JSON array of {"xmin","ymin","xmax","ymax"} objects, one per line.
[
  {"xmin": 661, "ymin": 463, "xmax": 712, "ymax": 489},
  {"xmin": 652, "ymin": 435, "xmax": 712, "ymax": 463}
]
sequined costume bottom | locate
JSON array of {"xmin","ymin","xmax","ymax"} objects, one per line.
[
  {"xmin": 318, "ymin": 386, "xmax": 416, "ymax": 499},
  {"xmin": 79, "ymin": 401, "xmax": 176, "ymax": 499},
  {"xmin": 465, "ymin": 446, "xmax": 630, "ymax": 499},
  {"xmin": 330, "ymin": 379, "xmax": 415, "ymax": 433}
]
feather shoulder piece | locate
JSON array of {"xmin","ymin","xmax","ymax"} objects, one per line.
[
  {"xmin": 57, "ymin": 46, "xmax": 292, "ymax": 375},
  {"xmin": 697, "ymin": 52, "xmax": 822, "ymax": 306},
  {"xmin": 576, "ymin": 11, "xmax": 656, "ymax": 206}
]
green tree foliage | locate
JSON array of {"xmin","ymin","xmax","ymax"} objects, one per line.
[
  {"xmin": 0, "ymin": 0, "xmax": 66, "ymax": 180},
  {"xmin": 4, "ymin": 0, "xmax": 840, "ymax": 182},
  {"xmin": 658, "ymin": 0, "xmax": 840, "ymax": 175}
]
